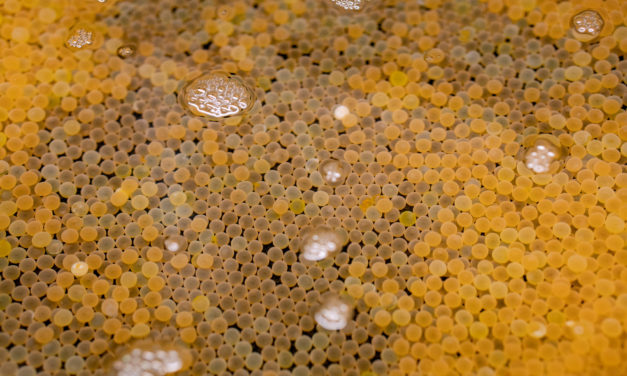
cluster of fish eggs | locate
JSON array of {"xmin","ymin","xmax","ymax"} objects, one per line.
[{"xmin": 0, "ymin": 0, "xmax": 626, "ymax": 375}]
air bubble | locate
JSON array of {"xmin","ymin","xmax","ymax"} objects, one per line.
[
  {"xmin": 117, "ymin": 45, "xmax": 136, "ymax": 59},
  {"xmin": 523, "ymin": 138, "xmax": 561, "ymax": 174},
  {"xmin": 571, "ymin": 10, "xmax": 604, "ymax": 42},
  {"xmin": 319, "ymin": 159, "xmax": 349, "ymax": 187},
  {"xmin": 299, "ymin": 226, "xmax": 343, "ymax": 262},
  {"xmin": 178, "ymin": 71, "xmax": 256, "ymax": 120},
  {"xmin": 110, "ymin": 341, "xmax": 188, "ymax": 376},
  {"xmin": 314, "ymin": 294, "xmax": 353, "ymax": 330}
]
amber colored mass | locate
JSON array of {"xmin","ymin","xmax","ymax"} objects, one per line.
[{"xmin": 0, "ymin": 0, "xmax": 626, "ymax": 375}]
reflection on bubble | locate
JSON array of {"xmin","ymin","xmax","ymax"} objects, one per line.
[
  {"xmin": 178, "ymin": 71, "xmax": 256, "ymax": 120},
  {"xmin": 524, "ymin": 138, "xmax": 561, "ymax": 174},
  {"xmin": 314, "ymin": 295, "xmax": 353, "ymax": 330},
  {"xmin": 571, "ymin": 10, "xmax": 604, "ymax": 42},
  {"xmin": 117, "ymin": 45, "xmax": 136, "ymax": 58},
  {"xmin": 300, "ymin": 226, "xmax": 342, "ymax": 262},
  {"xmin": 319, "ymin": 159, "xmax": 349, "ymax": 186}
]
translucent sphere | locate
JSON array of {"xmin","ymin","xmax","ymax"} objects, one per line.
[
  {"xmin": 70, "ymin": 261, "xmax": 88, "ymax": 277},
  {"xmin": 319, "ymin": 159, "xmax": 349, "ymax": 187},
  {"xmin": 566, "ymin": 321, "xmax": 585, "ymax": 336},
  {"xmin": 300, "ymin": 226, "xmax": 342, "ymax": 262},
  {"xmin": 178, "ymin": 71, "xmax": 256, "ymax": 120},
  {"xmin": 524, "ymin": 139, "xmax": 560, "ymax": 174},
  {"xmin": 333, "ymin": 105, "xmax": 350, "ymax": 120},
  {"xmin": 164, "ymin": 235, "xmax": 187, "ymax": 252},
  {"xmin": 571, "ymin": 10, "xmax": 604, "ymax": 42},
  {"xmin": 314, "ymin": 295, "xmax": 353, "ymax": 330},
  {"xmin": 111, "ymin": 342, "xmax": 186, "ymax": 376},
  {"xmin": 529, "ymin": 322, "xmax": 546, "ymax": 338}
]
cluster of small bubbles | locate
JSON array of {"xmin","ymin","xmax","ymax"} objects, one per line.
[
  {"xmin": 66, "ymin": 24, "xmax": 96, "ymax": 50},
  {"xmin": 328, "ymin": 0, "xmax": 371, "ymax": 11},
  {"xmin": 571, "ymin": 9, "xmax": 605, "ymax": 42},
  {"xmin": 178, "ymin": 71, "xmax": 256, "ymax": 120}
]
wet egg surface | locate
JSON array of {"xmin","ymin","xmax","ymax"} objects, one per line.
[{"xmin": 0, "ymin": 0, "xmax": 626, "ymax": 375}]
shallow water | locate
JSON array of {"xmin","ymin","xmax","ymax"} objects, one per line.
[{"xmin": 0, "ymin": 0, "xmax": 626, "ymax": 375}]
